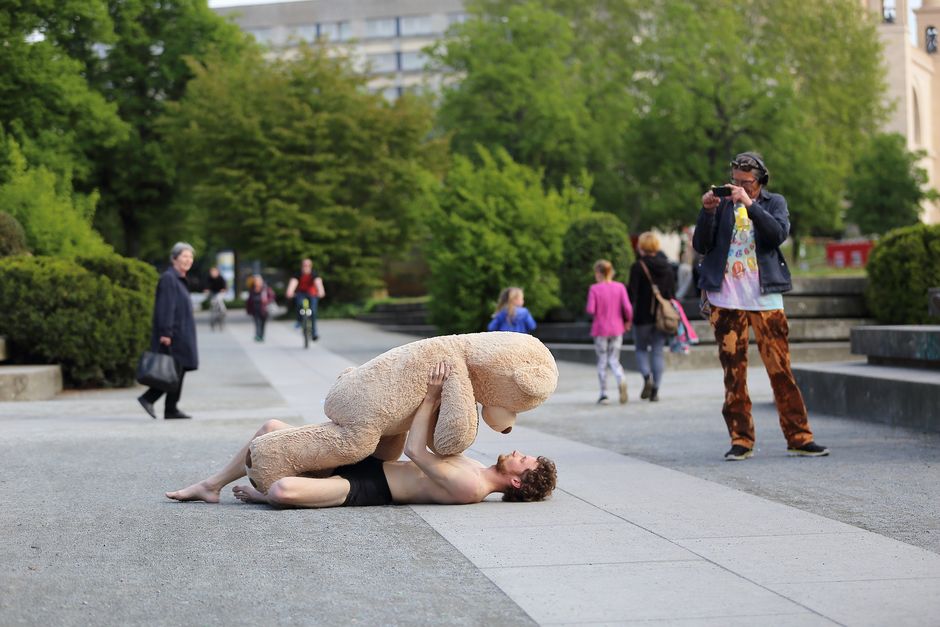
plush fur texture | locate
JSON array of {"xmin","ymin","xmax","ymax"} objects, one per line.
[{"xmin": 245, "ymin": 332, "xmax": 558, "ymax": 492}]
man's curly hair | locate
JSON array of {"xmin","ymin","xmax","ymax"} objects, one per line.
[{"xmin": 502, "ymin": 456, "xmax": 557, "ymax": 502}]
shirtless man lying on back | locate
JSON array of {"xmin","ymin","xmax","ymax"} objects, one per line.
[{"xmin": 166, "ymin": 362, "xmax": 557, "ymax": 507}]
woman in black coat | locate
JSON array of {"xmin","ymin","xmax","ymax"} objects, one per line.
[
  {"xmin": 138, "ymin": 242, "xmax": 199, "ymax": 419},
  {"xmin": 627, "ymin": 232, "xmax": 676, "ymax": 402}
]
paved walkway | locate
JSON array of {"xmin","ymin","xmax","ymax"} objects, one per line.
[{"xmin": 1, "ymin": 316, "xmax": 938, "ymax": 626}]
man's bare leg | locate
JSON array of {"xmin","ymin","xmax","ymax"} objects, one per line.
[
  {"xmin": 232, "ymin": 484, "xmax": 268, "ymax": 504},
  {"xmin": 166, "ymin": 419, "xmax": 294, "ymax": 503},
  {"xmin": 231, "ymin": 476, "xmax": 351, "ymax": 508}
]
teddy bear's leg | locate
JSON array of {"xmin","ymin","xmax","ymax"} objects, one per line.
[
  {"xmin": 432, "ymin": 363, "xmax": 480, "ymax": 456},
  {"xmin": 372, "ymin": 433, "xmax": 407, "ymax": 461},
  {"xmin": 246, "ymin": 421, "xmax": 383, "ymax": 493}
]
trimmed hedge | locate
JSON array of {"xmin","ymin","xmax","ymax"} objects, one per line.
[
  {"xmin": 0, "ymin": 211, "xmax": 28, "ymax": 257},
  {"xmin": 75, "ymin": 253, "xmax": 158, "ymax": 298},
  {"xmin": 865, "ymin": 223, "xmax": 940, "ymax": 324},
  {"xmin": 0, "ymin": 256, "xmax": 152, "ymax": 387},
  {"xmin": 558, "ymin": 212, "xmax": 635, "ymax": 316}
]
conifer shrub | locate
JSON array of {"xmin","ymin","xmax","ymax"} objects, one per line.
[
  {"xmin": 0, "ymin": 211, "xmax": 28, "ymax": 257},
  {"xmin": 865, "ymin": 223, "xmax": 940, "ymax": 324},
  {"xmin": 558, "ymin": 213, "xmax": 634, "ymax": 317}
]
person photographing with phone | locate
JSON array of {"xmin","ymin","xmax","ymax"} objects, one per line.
[{"xmin": 693, "ymin": 152, "xmax": 829, "ymax": 461}]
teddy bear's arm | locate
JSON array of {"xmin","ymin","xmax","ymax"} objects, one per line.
[{"xmin": 431, "ymin": 363, "xmax": 478, "ymax": 456}]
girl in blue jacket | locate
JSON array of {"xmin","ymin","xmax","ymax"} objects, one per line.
[{"xmin": 487, "ymin": 287, "xmax": 537, "ymax": 333}]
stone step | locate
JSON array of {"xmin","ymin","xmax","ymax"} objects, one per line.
[
  {"xmin": 0, "ymin": 365, "xmax": 63, "ymax": 401},
  {"xmin": 794, "ymin": 361, "xmax": 940, "ymax": 432},
  {"xmin": 533, "ymin": 318, "xmax": 875, "ymax": 345},
  {"xmin": 0, "ymin": 336, "xmax": 7, "ymax": 362},
  {"xmin": 789, "ymin": 276, "xmax": 866, "ymax": 295},
  {"xmin": 851, "ymin": 325, "xmax": 940, "ymax": 366},
  {"xmin": 546, "ymin": 341, "xmax": 860, "ymax": 371}
]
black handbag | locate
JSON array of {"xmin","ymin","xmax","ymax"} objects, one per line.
[{"xmin": 136, "ymin": 347, "xmax": 179, "ymax": 392}]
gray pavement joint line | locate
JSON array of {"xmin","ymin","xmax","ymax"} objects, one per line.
[
  {"xmin": 539, "ymin": 612, "xmax": 835, "ymax": 626},
  {"xmin": 479, "ymin": 558, "xmax": 703, "ymax": 570},
  {"xmin": 553, "ymin": 487, "xmax": 850, "ymax": 627}
]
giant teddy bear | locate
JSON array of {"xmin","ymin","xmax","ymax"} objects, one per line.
[{"xmin": 245, "ymin": 332, "xmax": 558, "ymax": 492}]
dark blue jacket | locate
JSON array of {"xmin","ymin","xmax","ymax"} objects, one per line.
[
  {"xmin": 692, "ymin": 188, "xmax": 793, "ymax": 295},
  {"xmin": 150, "ymin": 268, "xmax": 199, "ymax": 371}
]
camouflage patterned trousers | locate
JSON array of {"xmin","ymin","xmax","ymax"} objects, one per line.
[{"xmin": 709, "ymin": 306, "xmax": 814, "ymax": 449}]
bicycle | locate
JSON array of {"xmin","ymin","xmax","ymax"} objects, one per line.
[
  {"xmin": 300, "ymin": 297, "xmax": 313, "ymax": 349},
  {"xmin": 209, "ymin": 292, "xmax": 227, "ymax": 331}
]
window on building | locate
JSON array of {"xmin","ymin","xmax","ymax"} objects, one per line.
[
  {"xmin": 882, "ymin": 1, "xmax": 897, "ymax": 24},
  {"xmin": 400, "ymin": 15, "xmax": 434, "ymax": 37},
  {"xmin": 448, "ymin": 12, "xmax": 469, "ymax": 26},
  {"xmin": 381, "ymin": 86, "xmax": 404, "ymax": 101},
  {"xmin": 292, "ymin": 25, "xmax": 318, "ymax": 42},
  {"xmin": 366, "ymin": 17, "xmax": 398, "ymax": 39},
  {"xmin": 368, "ymin": 53, "xmax": 399, "ymax": 74},
  {"xmin": 400, "ymin": 51, "xmax": 427, "ymax": 72},
  {"xmin": 247, "ymin": 28, "xmax": 277, "ymax": 45},
  {"xmin": 319, "ymin": 21, "xmax": 351, "ymax": 42}
]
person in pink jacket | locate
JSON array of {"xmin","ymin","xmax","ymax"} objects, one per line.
[{"xmin": 586, "ymin": 259, "xmax": 634, "ymax": 404}]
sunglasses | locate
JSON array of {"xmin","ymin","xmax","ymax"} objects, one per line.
[{"xmin": 730, "ymin": 159, "xmax": 763, "ymax": 173}]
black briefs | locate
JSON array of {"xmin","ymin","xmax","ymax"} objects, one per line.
[{"xmin": 333, "ymin": 456, "xmax": 393, "ymax": 507}]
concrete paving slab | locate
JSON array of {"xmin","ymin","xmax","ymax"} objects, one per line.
[
  {"xmin": 677, "ymin": 532, "xmax": 940, "ymax": 584},
  {"xmin": 768, "ymin": 578, "xmax": 940, "ymax": 627},
  {"xmin": 482, "ymin": 561, "xmax": 814, "ymax": 625}
]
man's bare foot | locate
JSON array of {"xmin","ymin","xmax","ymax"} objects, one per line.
[
  {"xmin": 165, "ymin": 480, "xmax": 220, "ymax": 503},
  {"xmin": 233, "ymin": 484, "xmax": 268, "ymax": 504}
]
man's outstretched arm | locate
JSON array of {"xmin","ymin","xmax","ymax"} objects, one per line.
[{"xmin": 404, "ymin": 363, "xmax": 477, "ymax": 501}]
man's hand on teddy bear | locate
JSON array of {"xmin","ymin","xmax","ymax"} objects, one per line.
[{"xmin": 425, "ymin": 362, "xmax": 450, "ymax": 405}]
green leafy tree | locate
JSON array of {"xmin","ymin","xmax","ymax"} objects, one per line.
[
  {"xmin": 0, "ymin": 1, "xmax": 127, "ymax": 186},
  {"xmin": 162, "ymin": 44, "xmax": 443, "ymax": 301},
  {"xmin": 0, "ymin": 211, "xmax": 28, "ymax": 257},
  {"xmin": 426, "ymin": 147, "xmax": 592, "ymax": 333},
  {"xmin": 845, "ymin": 133, "xmax": 936, "ymax": 235},
  {"xmin": 558, "ymin": 213, "xmax": 634, "ymax": 316},
  {"xmin": 84, "ymin": 0, "xmax": 250, "ymax": 258},
  {"xmin": 428, "ymin": 2, "xmax": 593, "ymax": 191},
  {"xmin": 625, "ymin": 0, "xmax": 886, "ymax": 240},
  {"xmin": 0, "ymin": 137, "xmax": 111, "ymax": 258}
]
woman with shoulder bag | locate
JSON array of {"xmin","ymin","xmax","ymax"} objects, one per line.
[
  {"xmin": 627, "ymin": 232, "xmax": 676, "ymax": 402},
  {"xmin": 137, "ymin": 242, "xmax": 199, "ymax": 420}
]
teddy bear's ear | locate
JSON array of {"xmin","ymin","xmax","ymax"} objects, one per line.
[{"xmin": 514, "ymin": 364, "xmax": 558, "ymax": 401}]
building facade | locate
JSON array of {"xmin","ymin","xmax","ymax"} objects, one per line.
[
  {"xmin": 212, "ymin": 0, "xmax": 466, "ymax": 100},
  {"xmin": 867, "ymin": 0, "xmax": 940, "ymax": 223}
]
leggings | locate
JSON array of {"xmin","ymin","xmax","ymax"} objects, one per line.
[
  {"xmin": 593, "ymin": 335, "xmax": 624, "ymax": 393},
  {"xmin": 252, "ymin": 314, "xmax": 267, "ymax": 339}
]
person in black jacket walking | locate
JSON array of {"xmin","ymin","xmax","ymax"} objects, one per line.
[
  {"xmin": 627, "ymin": 232, "xmax": 676, "ymax": 402},
  {"xmin": 138, "ymin": 242, "xmax": 199, "ymax": 420}
]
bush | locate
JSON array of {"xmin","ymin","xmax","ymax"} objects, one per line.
[
  {"xmin": 0, "ymin": 211, "xmax": 28, "ymax": 256},
  {"xmin": 426, "ymin": 148, "xmax": 592, "ymax": 333},
  {"xmin": 75, "ymin": 253, "xmax": 158, "ymax": 298},
  {"xmin": 865, "ymin": 223, "xmax": 940, "ymax": 324},
  {"xmin": 558, "ymin": 213, "xmax": 634, "ymax": 316},
  {"xmin": 0, "ymin": 256, "xmax": 151, "ymax": 387}
]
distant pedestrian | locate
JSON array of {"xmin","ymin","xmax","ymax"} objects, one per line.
[
  {"xmin": 694, "ymin": 151, "xmax": 829, "ymax": 460},
  {"xmin": 627, "ymin": 232, "xmax": 676, "ymax": 402},
  {"xmin": 586, "ymin": 260, "xmax": 633, "ymax": 405},
  {"xmin": 487, "ymin": 287, "xmax": 537, "ymax": 333},
  {"xmin": 138, "ymin": 242, "xmax": 198, "ymax": 420},
  {"xmin": 285, "ymin": 258, "xmax": 325, "ymax": 341},
  {"xmin": 246, "ymin": 274, "xmax": 276, "ymax": 342}
]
